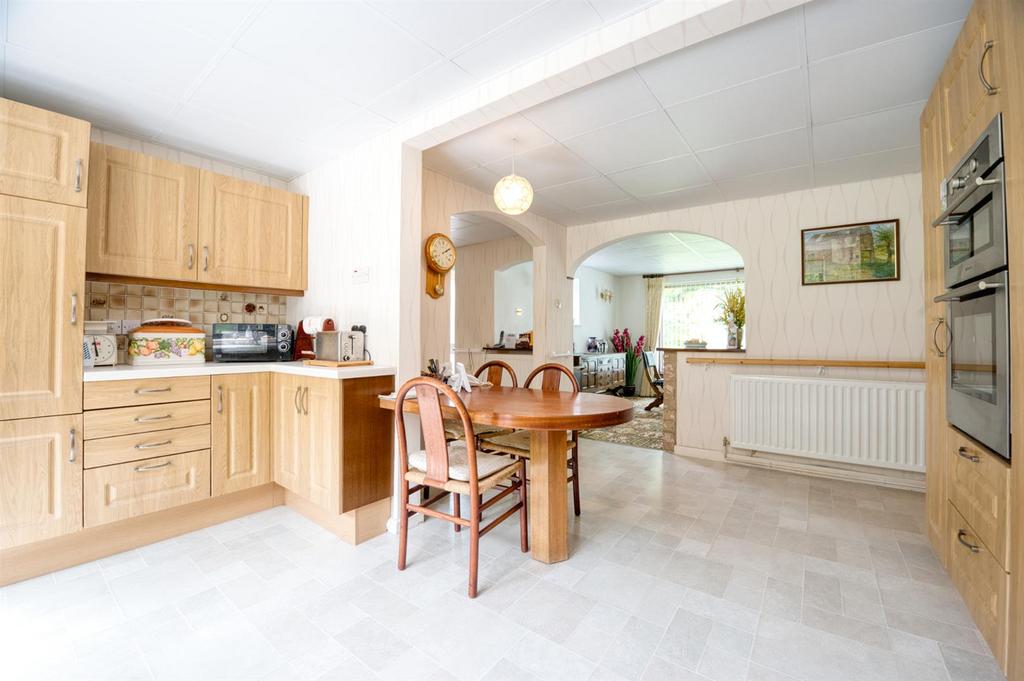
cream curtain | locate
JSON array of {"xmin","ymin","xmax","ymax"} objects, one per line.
[{"xmin": 639, "ymin": 276, "xmax": 664, "ymax": 397}]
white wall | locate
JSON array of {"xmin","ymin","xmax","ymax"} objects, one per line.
[
  {"xmin": 494, "ymin": 261, "xmax": 533, "ymax": 339},
  {"xmin": 615, "ymin": 275, "xmax": 646, "ymax": 342},
  {"xmin": 572, "ymin": 266, "xmax": 618, "ymax": 350}
]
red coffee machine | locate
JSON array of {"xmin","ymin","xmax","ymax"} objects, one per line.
[{"xmin": 293, "ymin": 317, "xmax": 335, "ymax": 361}]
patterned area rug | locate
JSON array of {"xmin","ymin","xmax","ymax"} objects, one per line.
[{"xmin": 581, "ymin": 396, "xmax": 664, "ymax": 449}]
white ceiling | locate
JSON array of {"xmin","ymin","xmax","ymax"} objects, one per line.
[
  {"xmin": 424, "ymin": 0, "xmax": 970, "ymax": 226},
  {"xmin": 450, "ymin": 212, "xmax": 519, "ymax": 247},
  {"xmin": 581, "ymin": 232, "xmax": 744, "ymax": 276},
  {"xmin": 0, "ymin": 0, "xmax": 659, "ymax": 179}
]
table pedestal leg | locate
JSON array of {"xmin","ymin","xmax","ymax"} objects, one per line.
[{"xmin": 529, "ymin": 429, "xmax": 569, "ymax": 563}]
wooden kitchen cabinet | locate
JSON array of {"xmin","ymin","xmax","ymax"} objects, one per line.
[
  {"xmin": 198, "ymin": 171, "xmax": 307, "ymax": 291},
  {"xmin": 271, "ymin": 374, "xmax": 339, "ymax": 511},
  {"xmin": 938, "ymin": 0, "xmax": 1005, "ymax": 167},
  {"xmin": 0, "ymin": 195, "xmax": 85, "ymax": 421},
  {"xmin": 86, "ymin": 143, "xmax": 200, "ymax": 281},
  {"xmin": 211, "ymin": 373, "xmax": 271, "ymax": 497},
  {"xmin": 0, "ymin": 414, "xmax": 83, "ymax": 549},
  {"xmin": 0, "ymin": 98, "xmax": 90, "ymax": 207}
]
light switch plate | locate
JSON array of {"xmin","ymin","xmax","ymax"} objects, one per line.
[{"xmin": 351, "ymin": 266, "xmax": 369, "ymax": 284}]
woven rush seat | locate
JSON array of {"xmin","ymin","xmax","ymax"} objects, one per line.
[
  {"xmin": 442, "ymin": 418, "xmax": 511, "ymax": 441},
  {"xmin": 479, "ymin": 429, "xmax": 576, "ymax": 456},
  {"xmin": 405, "ymin": 440, "xmax": 519, "ymax": 493}
]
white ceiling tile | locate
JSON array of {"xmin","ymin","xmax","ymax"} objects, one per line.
[
  {"xmin": 143, "ymin": 1, "xmax": 261, "ymax": 42},
  {"xmin": 607, "ymin": 155, "xmax": 709, "ymax": 196},
  {"xmin": 808, "ymin": 23, "xmax": 959, "ymax": 124},
  {"xmin": 572, "ymin": 197, "xmax": 645, "ymax": 223},
  {"xmin": 522, "ymin": 69, "xmax": 660, "ymax": 139},
  {"xmin": 7, "ymin": 0, "xmax": 224, "ymax": 100},
  {"xmin": 812, "ymin": 102, "xmax": 923, "ymax": 163},
  {"xmin": 311, "ymin": 109, "xmax": 394, "ymax": 155},
  {"xmin": 451, "ymin": 165, "xmax": 503, "ymax": 195},
  {"xmin": 432, "ymin": 114, "xmax": 556, "ymax": 167},
  {"xmin": 367, "ymin": 61, "xmax": 476, "ymax": 124},
  {"xmin": 636, "ymin": 8, "xmax": 803, "ymax": 106},
  {"xmin": 423, "ymin": 148, "xmax": 480, "ymax": 178},
  {"xmin": 189, "ymin": 50, "xmax": 361, "ymax": 136},
  {"xmin": 588, "ymin": 0, "xmax": 657, "ymax": 22},
  {"xmin": 452, "ymin": 0, "xmax": 603, "ymax": 78},
  {"xmin": 538, "ymin": 176, "xmax": 629, "ymax": 209},
  {"xmin": 813, "ymin": 146, "xmax": 921, "ymax": 187},
  {"xmin": 582, "ymin": 231, "xmax": 742, "ymax": 275},
  {"xmin": 697, "ymin": 129, "xmax": 810, "ymax": 180},
  {"xmin": 369, "ymin": 1, "xmax": 544, "ymax": 57},
  {"xmin": 716, "ymin": 165, "xmax": 814, "ymax": 201},
  {"xmin": 450, "ymin": 213, "xmax": 517, "ymax": 246},
  {"xmin": 485, "ymin": 143, "xmax": 598, "ymax": 189},
  {"xmin": 2, "ymin": 44, "xmax": 177, "ymax": 139},
  {"xmin": 635, "ymin": 183, "xmax": 725, "ymax": 213},
  {"xmin": 234, "ymin": 1, "xmax": 443, "ymax": 105},
  {"xmin": 562, "ymin": 110, "xmax": 688, "ymax": 174},
  {"xmin": 804, "ymin": 0, "xmax": 970, "ymax": 62},
  {"xmin": 526, "ymin": 196, "xmax": 579, "ymax": 225},
  {"xmin": 665, "ymin": 68, "xmax": 807, "ymax": 151}
]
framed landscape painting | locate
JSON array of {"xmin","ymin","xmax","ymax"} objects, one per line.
[{"xmin": 801, "ymin": 219, "xmax": 900, "ymax": 285}]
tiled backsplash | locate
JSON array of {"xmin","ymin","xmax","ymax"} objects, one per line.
[{"xmin": 85, "ymin": 281, "xmax": 290, "ymax": 362}]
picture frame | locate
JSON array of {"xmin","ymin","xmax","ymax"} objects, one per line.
[{"xmin": 801, "ymin": 219, "xmax": 900, "ymax": 285}]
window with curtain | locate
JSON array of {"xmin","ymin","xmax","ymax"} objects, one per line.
[{"xmin": 660, "ymin": 278, "xmax": 745, "ymax": 348}]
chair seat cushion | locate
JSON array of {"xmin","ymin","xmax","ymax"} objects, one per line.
[
  {"xmin": 479, "ymin": 429, "xmax": 576, "ymax": 455},
  {"xmin": 408, "ymin": 440, "xmax": 515, "ymax": 482}
]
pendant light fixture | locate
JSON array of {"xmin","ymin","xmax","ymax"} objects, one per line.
[{"xmin": 493, "ymin": 138, "xmax": 534, "ymax": 216}]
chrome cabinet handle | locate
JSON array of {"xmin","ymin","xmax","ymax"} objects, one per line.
[
  {"xmin": 69, "ymin": 428, "xmax": 77, "ymax": 463},
  {"xmin": 134, "ymin": 439, "xmax": 172, "ymax": 450},
  {"xmin": 74, "ymin": 159, "xmax": 82, "ymax": 192},
  {"xmin": 217, "ymin": 385, "xmax": 223, "ymax": 414},
  {"xmin": 134, "ymin": 461, "xmax": 172, "ymax": 472},
  {"xmin": 188, "ymin": 243, "xmax": 195, "ymax": 270},
  {"xmin": 133, "ymin": 414, "xmax": 171, "ymax": 423},
  {"xmin": 294, "ymin": 386, "xmax": 302, "ymax": 414},
  {"xmin": 957, "ymin": 446, "xmax": 980, "ymax": 463},
  {"xmin": 135, "ymin": 387, "xmax": 171, "ymax": 395},
  {"xmin": 931, "ymin": 318, "xmax": 949, "ymax": 357},
  {"xmin": 203, "ymin": 246, "xmax": 209, "ymax": 271},
  {"xmin": 957, "ymin": 529, "xmax": 980, "ymax": 553},
  {"xmin": 70, "ymin": 293, "xmax": 78, "ymax": 325},
  {"xmin": 979, "ymin": 40, "xmax": 998, "ymax": 95},
  {"xmin": 976, "ymin": 176, "xmax": 1000, "ymax": 187},
  {"xmin": 302, "ymin": 387, "xmax": 309, "ymax": 415}
]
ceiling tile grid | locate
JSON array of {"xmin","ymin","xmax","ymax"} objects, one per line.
[
  {"xmin": 423, "ymin": 0, "xmax": 970, "ymax": 226},
  {"xmin": 0, "ymin": 0, "xmax": 660, "ymax": 180}
]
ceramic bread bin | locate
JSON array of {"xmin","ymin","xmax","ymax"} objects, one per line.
[{"xmin": 127, "ymin": 318, "xmax": 206, "ymax": 365}]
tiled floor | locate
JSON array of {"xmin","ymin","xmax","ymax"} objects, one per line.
[{"xmin": 0, "ymin": 440, "xmax": 1006, "ymax": 681}]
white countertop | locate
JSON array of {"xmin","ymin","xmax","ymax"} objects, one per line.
[{"xmin": 84, "ymin": 361, "xmax": 396, "ymax": 382}]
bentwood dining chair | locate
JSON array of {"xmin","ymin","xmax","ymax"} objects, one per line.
[
  {"xmin": 395, "ymin": 376, "xmax": 528, "ymax": 598},
  {"xmin": 443, "ymin": 360, "xmax": 518, "ymax": 442},
  {"xmin": 641, "ymin": 351, "xmax": 664, "ymax": 411},
  {"xmin": 478, "ymin": 363, "xmax": 582, "ymax": 516}
]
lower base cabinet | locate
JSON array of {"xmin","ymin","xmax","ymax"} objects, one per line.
[
  {"xmin": 84, "ymin": 449, "xmax": 211, "ymax": 527},
  {"xmin": 272, "ymin": 374, "xmax": 339, "ymax": 512},
  {"xmin": 0, "ymin": 414, "xmax": 83, "ymax": 549},
  {"xmin": 212, "ymin": 373, "xmax": 271, "ymax": 496}
]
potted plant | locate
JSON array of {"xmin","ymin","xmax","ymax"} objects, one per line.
[
  {"xmin": 715, "ymin": 288, "xmax": 746, "ymax": 349},
  {"xmin": 611, "ymin": 328, "xmax": 645, "ymax": 396}
]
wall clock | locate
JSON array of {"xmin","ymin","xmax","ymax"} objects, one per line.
[{"xmin": 425, "ymin": 232, "xmax": 456, "ymax": 299}]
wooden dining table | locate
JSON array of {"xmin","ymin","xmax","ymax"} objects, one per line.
[{"xmin": 380, "ymin": 385, "xmax": 634, "ymax": 563}]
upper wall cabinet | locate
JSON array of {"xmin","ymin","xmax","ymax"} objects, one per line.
[
  {"xmin": 939, "ymin": 0, "xmax": 1005, "ymax": 167},
  {"xmin": 85, "ymin": 144, "xmax": 308, "ymax": 293},
  {"xmin": 0, "ymin": 98, "xmax": 90, "ymax": 207},
  {"xmin": 198, "ymin": 172, "xmax": 307, "ymax": 292},
  {"xmin": 86, "ymin": 144, "xmax": 200, "ymax": 281}
]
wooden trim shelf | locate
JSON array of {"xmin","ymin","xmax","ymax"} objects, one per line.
[
  {"xmin": 684, "ymin": 357, "xmax": 926, "ymax": 369},
  {"xmin": 86, "ymin": 272, "xmax": 304, "ymax": 298}
]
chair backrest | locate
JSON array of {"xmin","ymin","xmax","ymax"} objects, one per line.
[
  {"xmin": 525, "ymin": 363, "xmax": 580, "ymax": 393},
  {"xmin": 474, "ymin": 360, "xmax": 518, "ymax": 388},
  {"xmin": 394, "ymin": 376, "xmax": 481, "ymax": 492}
]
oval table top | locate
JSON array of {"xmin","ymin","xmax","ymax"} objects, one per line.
[{"xmin": 380, "ymin": 385, "xmax": 634, "ymax": 431}]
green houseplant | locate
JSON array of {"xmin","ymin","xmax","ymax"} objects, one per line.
[
  {"xmin": 611, "ymin": 328, "xmax": 646, "ymax": 396},
  {"xmin": 715, "ymin": 288, "xmax": 746, "ymax": 348}
]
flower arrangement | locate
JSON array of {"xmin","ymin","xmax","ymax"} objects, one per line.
[
  {"xmin": 715, "ymin": 288, "xmax": 746, "ymax": 348},
  {"xmin": 611, "ymin": 328, "xmax": 645, "ymax": 391}
]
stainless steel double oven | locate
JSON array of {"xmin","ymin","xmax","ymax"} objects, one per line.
[{"xmin": 933, "ymin": 114, "xmax": 1010, "ymax": 460}]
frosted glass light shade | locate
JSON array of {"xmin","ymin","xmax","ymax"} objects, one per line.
[{"xmin": 493, "ymin": 174, "xmax": 534, "ymax": 215}]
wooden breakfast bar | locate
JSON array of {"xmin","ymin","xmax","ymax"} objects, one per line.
[{"xmin": 380, "ymin": 385, "xmax": 633, "ymax": 563}]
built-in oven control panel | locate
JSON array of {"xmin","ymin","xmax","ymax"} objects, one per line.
[{"xmin": 942, "ymin": 114, "xmax": 1003, "ymax": 211}]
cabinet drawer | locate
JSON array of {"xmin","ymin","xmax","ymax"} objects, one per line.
[
  {"xmin": 84, "ymin": 376, "xmax": 210, "ymax": 410},
  {"xmin": 85, "ymin": 424, "xmax": 210, "ymax": 469},
  {"xmin": 84, "ymin": 400, "xmax": 210, "ymax": 440},
  {"xmin": 947, "ymin": 430, "xmax": 1010, "ymax": 568},
  {"xmin": 947, "ymin": 502, "xmax": 1008, "ymax": 666},
  {"xmin": 84, "ymin": 449, "xmax": 210, "ymax": 527}
]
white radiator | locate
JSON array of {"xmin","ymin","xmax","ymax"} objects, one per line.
[{"xmin": 729, "ymin": 375, "xmax": 926, "ymax": 472}]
